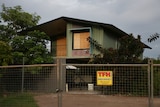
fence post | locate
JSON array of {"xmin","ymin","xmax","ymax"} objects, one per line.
[
  {"xmin": 56, "ymin": 58, "xmax": 62, "ymax": 107},
  {"xmin": 21, "ymin": 57, "xmax": 25, "ymax": 93},
  {"xmin": 57, "ymin": 58, "xmax": 66, "ymax": 107},
  {"xmin": 150, "ymin": 59, "xmax": 154, "ymax": 107},
  {"xmin": 148, "ymin": 59, "xmax": 153, "ymax": 107}
]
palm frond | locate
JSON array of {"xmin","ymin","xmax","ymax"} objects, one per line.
[{"xmin": 148, "ymin": 33, "xmax": 159, "ymax": 43}]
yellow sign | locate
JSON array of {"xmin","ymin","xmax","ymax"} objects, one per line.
[{"xmin": 97, "ymin": 71, "xmax": 113, "ymax": 86}]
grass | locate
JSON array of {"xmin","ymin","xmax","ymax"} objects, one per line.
[{"xmin": 0, "ymin": 93, "xmax": 38, "ymax": 107}]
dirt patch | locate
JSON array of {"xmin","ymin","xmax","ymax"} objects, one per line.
[{"xmin": 34, "ymin": 92, "xmax": 160, "ymax": 107}]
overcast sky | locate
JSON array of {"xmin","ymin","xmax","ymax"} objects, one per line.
[{"xmin": 0, "ymin": 0, "xmax": 160, "ymax": 58}]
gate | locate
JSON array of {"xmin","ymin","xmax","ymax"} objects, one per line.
[{"xmin": 57, "ymin": 59, "xmax": 159, "ymax": 107}]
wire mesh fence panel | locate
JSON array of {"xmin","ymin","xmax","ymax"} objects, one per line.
[
  {"xmin": 0, "ymin": 64, "xmax": 57, "ymax": 107},
  {"xmin": 65, "ymin": 64, "xmax": 149, "ymax": 97},
  {"xmin": 64, "ymin": 64, "xmax": 150, "ymax": 107},
  {"xmin": 153, "ymin": 64, "xmax": 160, "ymax": 97},
  {"xmin": 153, "ymin": 64, "xmax": 160, "ymax": 107},
  {"xmin": 1, "ymin": 62, "xmax": 160, "ymax": 107}
]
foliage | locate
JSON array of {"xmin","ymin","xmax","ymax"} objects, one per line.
[
  {"xmin": 0, "ymin": 4, "xmax": 53, "ymax": 65},
  {"xmin": 87, "ymin": 37, "xmax": 106, "ymax": 53},
  {"xmin": 0, "ymin": 41, "xmax": 12, "ymax": 65},
  {"xmin": 0, "ymin": 4, "xmax": 40, "ymax": 31},
  {"xmin": 11, "ymin": 30, "xmax": 52, "ymax": 64},
  {"xmin": 88, "ymin": 48, "xmax": 118, "ymax": 64},
  {"xmin": 0, "ymin": 25, "xmax": 13, "ymax": 42},
  {"xmin": 118, "ymin": 34, "xmax": 144, "ymax": 63},
  {"xmin": 153, "ymin": 70, "xmax": 160, "ymax": 96},
  {"xmin": 88, "ymin": 34, "xmax": 144, "ymax": 64},
  {"xmin": 148, "ymin": 33, "xmax": 159, "ymax": 43},
  {"xmin": 102, "ymin": 66, "xmax": 148, "ymax": 96},
  {"xmin": 143, "ymin": 57, "xmax": 160, "ymax": 64}
]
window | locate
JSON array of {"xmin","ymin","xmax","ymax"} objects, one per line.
[{"xmin": 73, "ymin": 31, "xmax": 90, "ymax": 49}]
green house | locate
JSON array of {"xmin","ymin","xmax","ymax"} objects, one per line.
[{"xmin": 29, "ymin": 16, "xmax": 150, "ymax": 63}]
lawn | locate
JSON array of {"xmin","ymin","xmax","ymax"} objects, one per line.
[{"xmin": 0, "ymin": 93, "xmax": 38, "ymax": 107}]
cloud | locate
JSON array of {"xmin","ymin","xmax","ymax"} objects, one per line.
[{"xmin": 0, "ymin": 0, "xmax": 160, "ymax": 58}]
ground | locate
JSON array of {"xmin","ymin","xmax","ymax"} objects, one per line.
[{"xmin": 34, "ymin": 91, "xmax": 160, "ymax": 107}]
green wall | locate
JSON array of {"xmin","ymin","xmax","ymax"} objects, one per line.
[
  {"xmin": 103, "ymin": 31, "xmax": 119, "ymax": 49},
  {"xmin": 66, "ymin": 23, "xmax": 73, "ymax": 58},
  {"xmin": 91, "ymin": 27, "xmax": 104, "ymax": 54},
  {"xmin": 66, "ymin": 23, "xmax": 120, "ymax": 57}
]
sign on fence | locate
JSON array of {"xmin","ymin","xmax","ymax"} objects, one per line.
[{"xmin": 96, "ymin": 71, "xmax": 113, "ymax": 86}]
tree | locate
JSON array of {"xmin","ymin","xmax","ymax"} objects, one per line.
[
  {"xmin": 11, "ymin": 30, "xmax": 52, "ymax": 64},
  {"xmin": 88, "ymin": 34, "xmax": 144, "ymax": 64},
  {"xmin": 0, "ymin": 4, "xmax": 53, "ymax": 65},
  {"xmin": 0, "ymin": 4, "xmax": 40, "ymax": 31},
  {"xmin": 0, "ymin": 41, "xmax": 12, "ymax": 65},
  {"xmin": 118, "ymin": 34, "xmax": 144, "ymax": 63},
  {"xmin": 87, "ymin": 37, "xmax": 118, "ymax": 64}
]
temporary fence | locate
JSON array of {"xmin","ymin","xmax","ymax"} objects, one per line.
[
  {"xmin": 0, "ymin": 64, "xmax": 57, "ymax": 93},
  {"xmin": 0, "ymin": 59, "xmax": 159, "ymax": 107},
  {"xmin": 65, "ymin": 64, "xmax": 149, "ymax": 96}
]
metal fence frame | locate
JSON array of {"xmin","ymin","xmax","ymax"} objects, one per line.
[
  {"xmin": 0, "ymin": 58, "xmax": 159, "ymax": 107},
  {"xmin": 59, "ymin": 59, "xmax": 155, "ymax": 107},
  {"xmin": 0, "ymin": 64, "xmax": 57, "ymax": 93}
]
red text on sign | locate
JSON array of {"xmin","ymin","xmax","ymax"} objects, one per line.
[{"xmin": 98, "ymin": 72, "xmax": 111, "ymax": 77}]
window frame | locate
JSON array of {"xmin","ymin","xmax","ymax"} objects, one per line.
[{"xmin": 71, "ymin": 28, "xmax": 91, "ymax": 50}]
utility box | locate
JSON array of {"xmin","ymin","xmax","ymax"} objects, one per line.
[{"xmin": 88, "ymin": 84, "xmax": 94, "ymax": 91}]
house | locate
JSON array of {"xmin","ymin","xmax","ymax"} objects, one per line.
[
  {"xmin": 22, "ymin": 16, "xmax": 152, "ymax": 91},
  {"xmin": 26, "ymin": 16, "xmax": 151, "ymax": 63}
]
